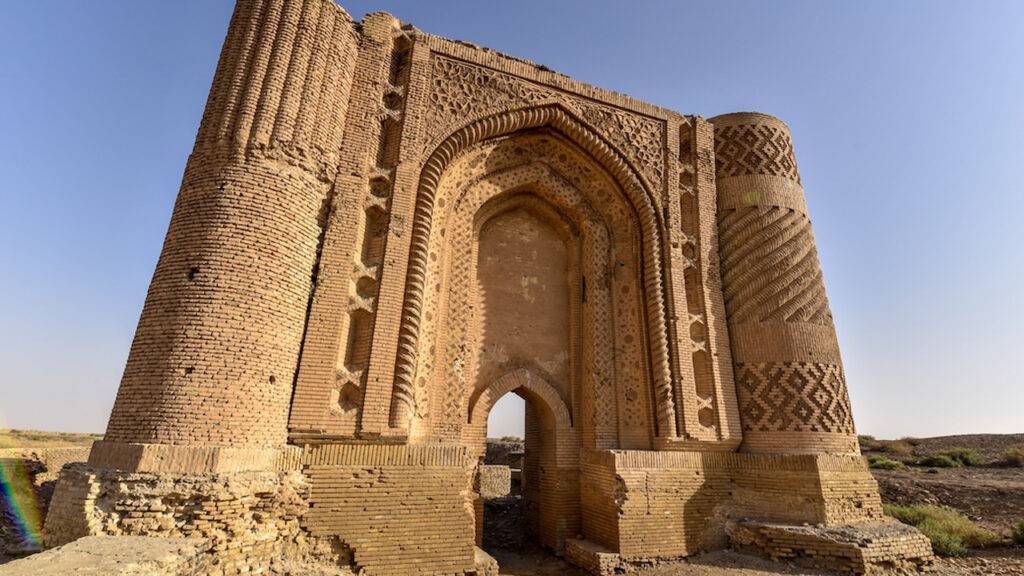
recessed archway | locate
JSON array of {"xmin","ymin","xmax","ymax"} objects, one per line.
[
  {"xmin": 389, "ymin": 104, "xmax": 677, "ymax": 441},
  {"xmin": 395, "ymin": 121, "xmax": 662, "ymax": 565}
]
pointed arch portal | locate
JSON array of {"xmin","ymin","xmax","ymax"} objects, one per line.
[{"xmin": 389, "ymin": 104, "xmax": 678, "ymax": 441}]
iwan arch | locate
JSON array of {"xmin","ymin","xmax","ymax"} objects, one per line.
[{"xmin": 43, "ymin": 1, "xmax": 934, "ymax": 574}]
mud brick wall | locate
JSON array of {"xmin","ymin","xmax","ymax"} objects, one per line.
[
  {"xmin": 580, "ymin": 451, "xmax": 885, "ymax": 561},
  {"xmin": 301, "ymin": 444, "xmax": 476, "ymax": 575},
  {"xmin": 731, "ymin": 454, "xmax": 884, "ymax": 526},
  {"xmin": 578, "ymin": 452, "xmax": 620, "ymax": 551},
  {"xmin": 43, "ymin": 464, "xmax": 308, "ymax": 576},
  {"xmin": 818, "ymin": 462, "xmax": 888, "ymax": 524},
  {"xmin": 527, "ymin": 465, "xmax": 580, "ymax": 552},
  {"xmin": 612, "ymin": 452, "xmax": 732, "ymax": 559},
  {"xmin": 564, "ymin": 539, "xmax": 629, "ymax": 576},
  {"xmin": 0, "ymin": 448, "xmax": 91, "ymax": 484}
]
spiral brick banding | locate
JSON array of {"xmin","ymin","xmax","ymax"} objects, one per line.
[{"xmin": 712, "ymin": 112, "xmax": 857, "ymax": 454}]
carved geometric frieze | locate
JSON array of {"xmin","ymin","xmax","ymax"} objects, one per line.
[{"xmin": 422, "ymin": 55, "xmax": 666, "ymax": 194}]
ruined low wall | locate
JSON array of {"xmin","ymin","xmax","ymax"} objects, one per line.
[
  {"xmin": 40, "ymin": 443, "xmax": 485, "ymax": 576},
  {"xmin": 31, "ymin": 445, "xmax": 928, "ymax": 576},
  {"xmin": 484, "ymin": 439, "xmax": 523, "ymax": 466},
  {"xmin": 43, "ymin": 464, "xmax": 309, "ymax": 576},
  {"xmin": 729, "ymin": 520, "xmax": 934, "ymax": 574}
]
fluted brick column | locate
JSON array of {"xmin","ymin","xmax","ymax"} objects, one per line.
[
  {"xmin": 711, "ymin": 112, "xmax": 858, "ymax": 455},
  {"xmin": 92, "ymin": 0, "xmax": 360, "ymax": 473}
]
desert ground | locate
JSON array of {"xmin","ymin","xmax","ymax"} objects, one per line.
[
  {"xmin": 2, "ymin": 431, "xmax": 1022, "ymax": 575},
  {"xmin": 0, "ymin": 429, "xmax": 101, "ymax": 450}
]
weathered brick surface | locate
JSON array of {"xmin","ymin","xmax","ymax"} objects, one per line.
[
  {"xmin": 729, "ymin": 520, "xmax": 935, "ymax": 574},
  {"xmin": 301, "ymin": 444, "xmax": 476, "ymax": 576},
  {"xmin": 102, "ymin": 0, "xmax": 359, "ymax": 451},
  {"xmin": 477, "ymin": 465, "xmax": 510, "ymax": 499},
  {"xmin": 42, "ymin": 1, "xmax": 930, "ymax": 574}
]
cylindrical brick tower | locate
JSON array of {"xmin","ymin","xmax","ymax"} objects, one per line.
[
  {"xmin": 90, "ymin": 0, "xmax": 360, "ymax": 473},
  {"xmin": 711, "ymin": 112, "xmax": 858, "ymax": 455}
]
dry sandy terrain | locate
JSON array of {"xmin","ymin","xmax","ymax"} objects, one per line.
[
  {"xmin": 493, "ymin": 547, "xmax": 838, "ymax": 576},
  {"xmin": 0, "ymin": 429, "xmax": 101, "ymax": 449}
]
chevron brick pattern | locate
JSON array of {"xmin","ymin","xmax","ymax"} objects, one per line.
[
  {"xmin": 734, "ymin": 362, "xmax": 854, "ymax": 434},
  {"xmin": 714, "ymin": 123, "xmax": 801, "ymax": 183}
]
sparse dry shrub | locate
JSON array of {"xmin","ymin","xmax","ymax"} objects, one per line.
[
  {"xmin": 884, "ymin": 504, "xmax": 997, "ymax": 557},
  {"xmin": 877, "ymin": 439, "xmax": 915, "ymax": 455},
  {"xmin": 918, "ymin": 454, "xmax": 960, "ymax": 468},
  {"xmin": 859, "ymin": 435, "xmax": 882, "ymax": 451},
  {"xmin": 1000, "ymin": 445, "xmax": 1024, "ymax": 468},
  {"xmin": 867, "ymin": 455, "xmax": 905, "ymax": 470},
  {"xmin": 942, "ymin": 447, "xmax": 984, "ymax": 467}
]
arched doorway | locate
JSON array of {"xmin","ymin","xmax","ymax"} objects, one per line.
[{"xmin": 468, "ymin": 368, "xmax": 578, "ymax": 554}]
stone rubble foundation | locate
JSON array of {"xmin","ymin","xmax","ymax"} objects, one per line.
[{"xmin": 44, "ymin": 464, "xmax": 310, "ymax": 575}]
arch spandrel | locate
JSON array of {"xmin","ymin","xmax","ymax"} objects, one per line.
[{"xmin": 389, "ymin": 104, "xmax": 678, "ymax": 442}]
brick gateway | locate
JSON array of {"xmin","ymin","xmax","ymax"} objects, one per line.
[{"xmin": 43, "ymin": 1, "xmax": 933, "ymax": 574}]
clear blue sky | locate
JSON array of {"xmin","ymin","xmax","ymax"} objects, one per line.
[{"xmin": 2, "ymin": 1, "xmax": 1022, "ymax": 439}]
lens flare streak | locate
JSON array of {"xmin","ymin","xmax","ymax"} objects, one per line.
[{"xmin": 0, "ymin": 457, "xmax": 43, "ymax": 550}]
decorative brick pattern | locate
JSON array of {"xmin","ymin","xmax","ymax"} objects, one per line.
[
  {"xmin": 714, "ymin": 121, "xmax": 801, "ymax": 183},
  {"xmin": 389, "ymin": 105, "xmax": 675, "ymax": 440},
  {"xmin": 711, "ymin": 112, "xmax": 858, "ymax": 455},
  {"xmin": 422, "ymin": 56, "xmax": 666, "ymax": 193},
  {"xmin": 734, "ymin": 362, "xmax": 855, "ymax": 434}
]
